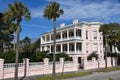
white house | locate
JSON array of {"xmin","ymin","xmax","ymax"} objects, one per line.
[{"xmin": 40, "ymin": 20, "xmax": 104, "ymax": 64}]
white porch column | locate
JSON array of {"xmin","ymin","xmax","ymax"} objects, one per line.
[
  {"xmin": 61, "ymin": 44, "xmax": 63, "ymax": 52},
  {"xmin": 49, "ymin": 45, "xmax": 51, "ymax": 53},
  {"xmin": 75, "ymin": 42, "xmax": 76, "ymax": 53},
  {"xmin": 61, "ymin": 32, "xmax": 62, "ymax": 40},
  {"xmin": 67, "ymin": 30, "xmax": 69, "ymax": 39},
  {"xmin": 74, "ymin": 28, "xmax": 76, "ymax": 38},
  {"xmin": 67, "ymin": 43, "xmax": 69, "ymax": 54},
  {"xmin": 50, "ymin": 34, "xmax": 51, "ymax": 42}
]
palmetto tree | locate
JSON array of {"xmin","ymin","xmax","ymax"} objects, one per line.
[
  {"xmin": 43, "ymin": 1, "xmax": 64, "ymax": 80},
  {"xmin": 7, "ymin": 2, "xmax": 31, "ymax": 80}
]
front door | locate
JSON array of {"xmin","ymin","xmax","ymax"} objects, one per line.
[{"xmin": 78, "ymin": 57, "xmax": 83, "ymax": 68}]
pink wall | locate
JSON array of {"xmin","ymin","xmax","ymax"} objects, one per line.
[
  {"xmin": 83, "ymin": 57, "xmax": 117, "ymax": 70},
  {"xmin": 0, "ymin": 58, "xmax": 78, "ymax": 79}
]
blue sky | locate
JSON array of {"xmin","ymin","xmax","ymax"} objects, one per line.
[{"xmin": 0, "ymin": 0, "xmax": 120, "ymax": 40}]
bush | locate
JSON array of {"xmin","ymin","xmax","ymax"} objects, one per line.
[
  {"xmin": 0, "ymin": 50, "xmax": 16, "ymax": 63},
  {"xmin": 87, "ymin": 52, "xmax": 98, "ymax": 60},
  {"xmin": 30, "ymin": 51, "xmax": 49, "ymax": 62},
  {"xmin": 0, "ymin": 51, "xmax": 72, "ymax": 63},
  {"xmin": 48, "ymin": 52, "xmax": 72, "ymax": 61},
  {"xmin": 107, "ymin": 52, "xmax": 117, "ymax": 57}
]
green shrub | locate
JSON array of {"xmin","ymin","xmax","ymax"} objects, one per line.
[
  {"xmin": 48, "ymin": 52, "xmax": 72, "ymax": 61},
  {"xmin": 87, "ymin": 52, "xmax": 98, "ymax": 60}
]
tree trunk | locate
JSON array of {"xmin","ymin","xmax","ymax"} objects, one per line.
[
  {"xmin": 14, "ymin": 22, "xmax": 20, "ymax": 80},
  {"xmin": 105, "ymin": 35, "xmax": 108, "ymax": 68},
  {"xmin": 53, "ymin": 18, "xmax": 56, "ymax": 80},
  {"xmin": 13, "ymin": 32, "xmax": 16, "ymax": 50}
]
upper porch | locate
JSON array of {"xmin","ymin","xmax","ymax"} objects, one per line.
[{"xmin": 41, "ymin": 27, "xmax": 83, "ymax": 44}]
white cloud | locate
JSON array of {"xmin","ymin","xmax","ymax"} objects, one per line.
[
  {"xmin": 59, "ymin": 1, "xmax": 120, "ymax": 20},
  {"xmin": 30, "ymin": 0, "xmax": 120, "ymax": 21}
]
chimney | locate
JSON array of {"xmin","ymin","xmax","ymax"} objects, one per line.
[
  {"xmin": 60, "ymin": 23, "xmax": 65, "ymax": 27},
  {"xmin": 73, "ymin": 19, "xmax": 78, "ymax": 24}
]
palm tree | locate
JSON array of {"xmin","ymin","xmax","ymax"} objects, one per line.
[
  {"xmin": 7, "ymin": 2, "xmax": 31, "ymax": 80},
  {"xmin": 43, "ymin": 1, "xmax": 64, "ymax": 80}
]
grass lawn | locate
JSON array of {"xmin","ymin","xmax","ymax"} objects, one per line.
[
  {"xmin": 36, "ymin": 66, "xmax": 120, "ymax": 80},
  {"xmin": 36, "ymin": 71, "xmax": 91, "ymax": 80},
  {"xmin": 96, "ymin": 66, "xmax": 120, "ymax": 72}
]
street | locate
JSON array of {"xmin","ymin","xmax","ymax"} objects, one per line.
[{"xmin": 64, "ymin": 70, "xmax": 120, "ymax": 80}]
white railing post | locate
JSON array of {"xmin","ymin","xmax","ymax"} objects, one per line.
[
  {"xmin": 43, "ymin": 58, "xmax": 49, "ymax": 74},
  {"xmin": 23, "ymin": 58, "xmax": 29, "ymax": 77},
  {"xmin": 60, "ymin": 58, "xmax": 64, "ymax": 75},
  {"xmin": 0, "ymin": 58, "xmax": 4, "ymax": 79}
]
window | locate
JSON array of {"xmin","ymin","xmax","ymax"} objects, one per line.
[
  {"xmin": 56, "ymin": 34, "xmax": 60, "ymax": 39},
  {"xmin": 51, "ymin": 34, "xmax": 53, "ymax": 40},
  {"xmin": 63, "ymin": 33, "xmax": 67, "ymax": 38},
  {"xmin": 86, "ymin": 43, "xmax": 89, "ymax": 53},
  {"xmin": 69, "ymin": 32, "xmax": 74, "ymax": 37},
  {"xmin": 76, "ymin": 30, "xmax": 81, "ymax": 37},
  {"xmin": 51, "ymin": 45, "xmax": 53, "ymax": 52},
  {"xmin": 93, "ymin": 43, "xmax": 98, "ymax": 52},
  {"xmin": 100, "ymin": 43, "xmax": 102, "ymax": 53},
  {"xmin": 93, "ymin": 30, "xmax": 97, "ymax": 39},
  {"xmin": 63, "ymin": 44, "xmax": 67, "ymax": 51},
  {"xmin": 56, "ymin": 45, "xmax": 60, "ymax": 52},
  {"xmin": 46, "ymin": 35, "xmax": 49, "ymax": 41},
  {"xmin": 69, "ymin": 44, "xmax": 74, "ymax": 51},
  {"xmin": 76, "ymin": 43, "xmax": 82, "ymax": 51},
  {"xmin": 86, "ymin": 31, "xmax": 88, "ymax": 39}
]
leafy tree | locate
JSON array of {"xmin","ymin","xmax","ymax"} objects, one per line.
[
  {"xmin": 56, "ymin": 52, "xmax": 72, "ymax": 61},
  {"xmin": 43, "ymin": 1, "xmax": 64, "ymax": 79},
  {"xmin": 114, "ymin": 29, "xmax": 120, "ymax": 51},
  {"xmin": 0, "ymin": 12, "xmax": 16, "ymax": 52},
  {"xmin": 33, "ymin": 38, "xmax": 40, "ymax": 52},
  {"xmin": 99, "ymin": 23, "xmax": 120, "ymax": 67},
  {"xmin": 87, "ymin": 52, "xmax": 98, "ymax": 60},
  {"xmin": 7, "ymin": 1, "xmax": 31, "ymax": 79}
]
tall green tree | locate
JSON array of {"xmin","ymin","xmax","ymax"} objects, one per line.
[
  {"xmin": 99, "ymin": 23, "xmax": 110, "ymax": 68},
  {"xmin": 43, "ymin": 1, "xmax": 64, "ymax": 80},
  {"xmin": 99, "ymin": 23, "xmax": 120, "ymax": 67},
  {"xmin": 0, "ymin": 12, "xmax": 16, "ymax": 52},
  {"xmin": 33, "ymin": 38, "xmax": 40, "ymax": 51},
  {"xmin": 114, "ymin": 29, "xmax": 120, "ymax": 51},
  {"xmin": 7, "ymin": 2, "xmax": 31, "ymax": 80}
]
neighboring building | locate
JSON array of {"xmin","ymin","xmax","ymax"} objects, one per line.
[{"xmin": 40, "ymin": 20, "xmax": 104, "ymax": 63}]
